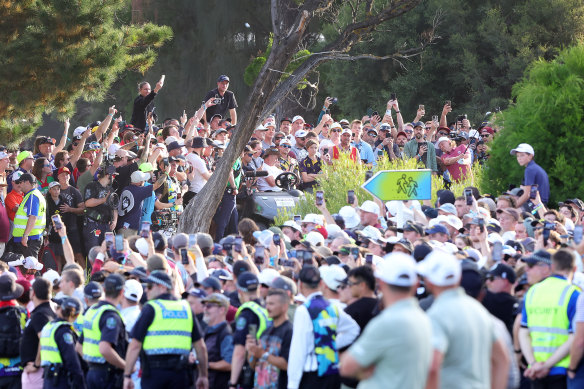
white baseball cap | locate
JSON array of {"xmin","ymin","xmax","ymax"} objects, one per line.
[
  {"xmin": 294, "ymin": 129, "xmax": 307, "ymax": 138},
  {"xmin": 338, "ymin": 206, "xmax": 360, "ymax": 229},
  {"xmin": 325, "ymin": 224, "xmax": 343, "ymax": 239},
  {"xmin": 468, "ymin": 129, "xmax": 481, "ymax": 139},
  {"xmin": 292, "ymin": 115, "xmax": 305, "ymax": 124},
  {"xmin": 264, "ymin": 120, "xmax": 276, "ymax": 128},
  {"xmin": 437, "ymin": 136, "xmax": 451, "ymax": 146},
  {"xmin": 357, "ymin": 225, "xmax": 382, "ymax": 240},
  {"xmin": 320, "ymin": 265, "xmax": 347, "ymax": 292},
  {"xmin": 73, "ymin": 126, "xmax": 87, "ymax": 138},
  {"xmin": 23, "ymin": 256, "xmax": 44, "ymax": 271},
  {"xmin": 510, "ymin": 143, "xmax": 534, "ymax": 156},
  {"xmin": 376, "ymin": 252, "xmax": 418, "ymax": 287},
  {"xmin": 42, "ymin": 269, "xmax": 61, "ymax": 286},
  {"xmin": 255, "ymin": 124, "xmax": 268, "ymax": 132},
  {"xmin": 341, "ymin": 129, "xmax": 352, "ymax": 136},
  {"xmin": 252, "ymin": 229, "xmax": 275, "ymax": 248},
  {"xmin": 258, "ymin": 268, "xmax": 280, "ymax": 287},
  {"xmin": 280, "ymin": 220, "xmax": 302, "ymax": 232},
  {"xmin": 417, "ymin": 250, "xmax": 461, "ymax": 287},
  {"xmin": 305, "ymin": 231, "xmax": 325, "ymax": 247},
  {"xmin": 359, "ymin": 200, "xmax": 380, "ymax": 216},
  {"xmin": 130, "ymin": 171, "xmax": 150, "ymax": 183},
  {"xmin": 124, "ymin": 279, "xmax": 143, "ymax": 302},
  {"xmin": 135, "ymin": 238, "xmax": 149, "ymax": 256},
  {"xmin": 301, "ymin": 213, "xmax": 323, "ymax": 225}
]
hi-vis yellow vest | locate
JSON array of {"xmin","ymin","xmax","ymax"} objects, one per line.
[
  {"xmin": 13, "ymin": 189, "xmax": 46, "ymax": 238},
  {"xmin": 142, "ymin": 299, "xmax": 193, "ymax": 356},
  {"xmin": 40, "ymin": 321, "xmax": 73, "ymax": 366},
  {"xmin": 82, "ymin": 304, "xmax": 121, "ymax": 363},
  {"xmin": 235, "ymin": 301, "xmax": 271, "ymax": 339},
  {"xmin": 525, "ymin": 276, "xmax": 579, "ymax": 369}
]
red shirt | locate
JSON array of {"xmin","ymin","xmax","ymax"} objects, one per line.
[
  {"xmin": 442, "ymin": 144, "xmax": 470, "ymax": 181},
  {"xmin": 5, "ymin": 190, "xmax": 24, "ymax": 221}
]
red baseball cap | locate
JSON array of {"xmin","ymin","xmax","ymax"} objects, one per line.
[{"xmin": 58, "ymin": 167, "xmax": 71, "ymax": 175}]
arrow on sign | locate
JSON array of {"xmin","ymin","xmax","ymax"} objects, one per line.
[{"xmin": 361, "ymin": 169, "xmax": 432, "ymax": 201}]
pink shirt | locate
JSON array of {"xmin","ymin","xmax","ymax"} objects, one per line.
[{"xmin": 442, "ymin": 144, "xmax": 470, "ymax": 181}]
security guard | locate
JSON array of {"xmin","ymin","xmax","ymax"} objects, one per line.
[
  {"xmin": 40, "ymin": 297, "xmax": 85, "ymax": 389},
  {"xmin": 12, "ymin": 172, "xmax": 46, "ymax": 258},
  {"xmin": 123, "ymin": 270, "xmax": 209, "ymax": 389},
  {"xmin": 519, "ymin": 249, "xmax": 580, "ymax": 386},
  {"xmin": 230, "ymin": 271, "xmax": 271, "ymax": 389},
  {"xmin": 81, "ymin": 274, "xmax": 128, "ymax": 389}
]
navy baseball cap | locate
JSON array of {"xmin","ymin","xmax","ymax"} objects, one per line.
[
  {"xmin": 182, "ymin": 287, "xmax": 207, "ymax": 299},
  {"xmin": 83, "ymin": 281, "xmax": 103, "ymax": 299},
  {"xmin": 236, "ymin": 272, "xmax": 259, "ymax": 292},
  {"xmin": 199, "ymin": 276, "xmax": 222, "ymax": 292},
  {"xmin": 104, "ymin": 274, "xmax": 125, "ymax": 293},
  {"xmin": 299, "ymin": 265, "xmax": 321, "ymax": 285},
  {"xmin": 145, "ymin": 270, "xmax": 173, "ymax": 290},
  {"xmin": 425, "ymin": 224, "xmax": 450, "ymax": 236},
  {"xmin": 522, "ymin": 249, "xmax": 552, "ymax": 266},
  {"xmin": 217, "ymin": 75, "xmax": 230, "ymax": 82}
]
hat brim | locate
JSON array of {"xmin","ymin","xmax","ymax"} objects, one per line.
[{"xmin": 1, "ymin": 283, "xmax": 24, "ymax": 301}]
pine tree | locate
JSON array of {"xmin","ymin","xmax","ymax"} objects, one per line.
[{"xmin": 0, "ymin": 0, "xmax": 172, "ymax": 145}]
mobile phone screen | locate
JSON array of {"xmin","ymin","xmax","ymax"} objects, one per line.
[
  {"xmin": 273, "ymin": 234, "xmax": 280, "ymax": 246},
  {"xmin": 189, "ymin": 234, "xmax": 197, "ymax": 249},
  {"xmin": 105, "ymin": 232, "xmax": 114, "ymax": 249},
  {"xmin": 51, "ymin": 215, "xmax": 63, "ymax": 230},
  {"xmin": 234, "ymin": 237, "xmax": 243, "ymax": 253},
  {"xmin": 347, "ymin": 190, "xmax": 355, "ymax": 205},
  {"xmin": 294, "ymin": 215, "xmax": 301, "ymax": 223},
  {"xmin": 365, "ymin": 254, "xmax": 373, "ymax": 264},
  {"xmin": 574, "ymin": 225, "xmax": 583, "ymax": 244},
  {"xmin": 465, "ymin": 189, "xmax": 473, "ymax": 205},
  {"xmin": 492, "ymin": 242, "xmax": 502, "ymax": 262},
  {"xmin": 351, "ymin": 247, "xmax": 360, "ymax": 257},
  {"xmin": 254, "ymin": 246, "xmax": 265, "ymax": 264},
  {"xmin": 315, "ymin": 191, "xmax": 324, "ymax": 206},
  {"xmin": 180, "ymin": 248, "xmax": 189, "ymax": 265},
  {"xmin": 115, "ymin": 235, "xmax": 124, "ymax": 252},
  {"xmin": 530, "ymin": 185, "xmax": 538, "ymax": 200},
  {"xmin": 140, "ymin": 221, "xmax": 150, "ymax": 238}
]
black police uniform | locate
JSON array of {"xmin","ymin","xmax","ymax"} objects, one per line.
[
  {"xmin": 129, "ymin": 293, "xmax": 203, "ymax": 389},
  {"xmin": 81, "ymin": 301, "xmax": 127, "ymax": 389},
  {"xmin": 43, "ymin": 319, "xmax": 86, "ymax": 389}
]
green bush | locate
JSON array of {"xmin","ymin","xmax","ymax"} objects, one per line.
[
  {"xmin": 274, "ymin": 153, "xmax": 484, "ymax": 225},
  {"xmin": 481, "ymin": 44, "xmax": 584, "ymax": 205}
]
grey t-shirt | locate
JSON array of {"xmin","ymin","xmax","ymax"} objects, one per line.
[
  {"xmin": 347, "ymin": 297, "xmax": 432, "ymax": 389},
  {"xmin": 428, "ymin": 287, "xmax": 497, "ymax": 389}
]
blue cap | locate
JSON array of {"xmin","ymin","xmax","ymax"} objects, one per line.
[{"xmin": 425, "ymin": 224, "xmax": 450, "ymax": 236}]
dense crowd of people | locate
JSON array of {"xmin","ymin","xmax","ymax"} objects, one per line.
[{"xmin": 0, "ymin": 73, "xmax": 583, "ymax": 389}]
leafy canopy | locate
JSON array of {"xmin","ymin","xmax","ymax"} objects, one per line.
[
  {"xmin": 0, "ymin": 0, "xmax": 172, "ymax": 145},
  {"xmin": 482, "ymin": 44, "xmax": 584, "ymax": 205}
]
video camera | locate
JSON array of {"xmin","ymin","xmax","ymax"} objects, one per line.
[{"xmin": 244, "ymin": 170, "xmax": 269, "ymax": 178}]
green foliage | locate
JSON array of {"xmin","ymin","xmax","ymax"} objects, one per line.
[
  {"xmin": 0, "ymin": 0, "xmax": 172, "ymax": 145},
  {"xmin": 243, "ymin": 35, "xmax": 312, "ymax": 88},
  {"xmin": 481, "ymin": 44, "xmax": 584, "ymax": 205},
  {"xmin": 274, "ymin": 154, "xmax": 483, "ymax": 225},
  {"xmin": 318, "ymin": 0, "xmax": 584, "ymax": 126}
]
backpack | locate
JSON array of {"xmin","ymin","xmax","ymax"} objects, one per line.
[{"xmin": 0, "ymin": 306, "xmax": 23, "ymax": 357}]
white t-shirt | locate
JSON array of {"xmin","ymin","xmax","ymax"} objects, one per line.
[
  {"xmin": 256, "ymin": 163, "xmax": 283, "ymax": 192},
  {"xmin": 186, "ymin": 152, "xmax": 209, "ymax": 193}
]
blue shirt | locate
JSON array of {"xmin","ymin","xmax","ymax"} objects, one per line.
[
  {"xmin": 13, "ymin": 189, "xmax": 42, "ymax": 242},
  {"xmin": 523, "ymin": 160, "xmax": 550, "ymax": 204},
  {"xmin": 352, "ymin": 140, "xmax": 375, "ymax": 164},
  {"xmin": 141, "ymin": 182, "xmax": 156, "ymax": 224}
]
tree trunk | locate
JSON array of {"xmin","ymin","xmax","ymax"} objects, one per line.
[{"xmin": 179, "ymin": 0, "xmax": 422, "ymax": 233}]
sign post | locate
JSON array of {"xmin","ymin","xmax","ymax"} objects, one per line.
[{"xmin": 361, "ymin": 169, "xmax": 432, "ymax": 201}]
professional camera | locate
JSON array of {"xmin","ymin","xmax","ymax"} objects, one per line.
[
  {"xmin": 213, "ymin": 96, "xmax": 223, "ymax": 105},
  {"xmin": 330, "ymin": 97, "xmax": 338, "ymax": 104},
  {"xmin": 244, "ymin": 170, "xmax": 269, "ymax": 178}
]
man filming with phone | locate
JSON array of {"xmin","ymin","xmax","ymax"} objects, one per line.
[{"xmin": 204, "ymin": 75, "xmax": 238, "ymax": 126}]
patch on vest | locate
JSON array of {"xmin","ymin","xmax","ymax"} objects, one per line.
[
  {"xmin": 236, "ymin": 317, "xmax": 247, "ymax": 331},
  {"xmin": 106, "ymin": 317, "xmax": 117, "ymax": 329},
  {"xmin": 63, "ymin": 332, "xmax": 74, "ymax": 344}
]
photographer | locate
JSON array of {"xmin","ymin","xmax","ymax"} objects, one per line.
[
  {"xmin": 204, "ymin": 75, "xmax": 238, "ymax": 125},
  {"xmin": 130, "ymin": 76, "xmax": 164, "ymax": 131},
  {"xmin": 82, "ymin": 164, "xmax": 118, "ymax": 253}
]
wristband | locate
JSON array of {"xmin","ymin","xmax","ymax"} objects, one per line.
[
  {"xmin": 61, "ymin": 236, "xmax": 67, "ymax": 244},
  {"xmin": 531, "ymin": 204, "xmax": 543, "ymax": 214},
  {"xmin": 395, "ymin": 110, "xmax": 400, "ymax": 113},
  {"xmin": 107, "ymin": 113, "xmax": 114, "ymax": 117},
  {"xmin": 514, "ymin": 349, "xmax": 521, "ymax": 353},
  {"xmin": 124, "ymin": 374, "xmax": 132, "ymax": 378},
  {"xmin": 568, "ymin": 368, "xmax": 577, "ymax": 373}
]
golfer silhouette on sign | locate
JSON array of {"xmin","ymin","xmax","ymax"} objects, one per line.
[{"xmin": 396, "ymin": 174, "xmax": 418, "ymax": 197}]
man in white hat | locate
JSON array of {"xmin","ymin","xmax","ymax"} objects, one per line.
[
  {"xmin": 419, "ymin": 251, "xmax": 509, "ymax": 389},
  {"xmin": 341, "ymin": 253, "xmax": 432, "ymax": 389},
  {"xmin": 510, "ymin": 143, "xmax": 549, "ymax": 206}
]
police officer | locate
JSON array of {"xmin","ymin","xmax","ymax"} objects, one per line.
[
  {"xmin": 40, "ymin": 297, "xmax": 86, "ymax": 389},
  {"xmin": 230, "ymin": 271, "xmax": 271, "ymax": 389},
  {"xmin": 123, "ymin": 270, "xmax": 209, "ymax": 389},
  {"xmin": 81, "ymin": 274, "xmax": 127, "ymax": 389},
  {"xmin": 12, "ymin": 172, "xmax": 46, "ymax": 258},
  {"xmin": 519, "ymin": 249, "xmax": 580, "ymax": 386}
]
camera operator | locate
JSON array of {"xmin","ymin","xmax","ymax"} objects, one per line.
[
  {"xmin": 256, "ymin": 148, "xmax": 283, "ymax": 193},
  {"xmin": 204, "ymin": 75, "xmax": 238, "ymax": 126},
  {"xmin": 82, "ymin": 165, "xmax": 118, "ymax": 254}
]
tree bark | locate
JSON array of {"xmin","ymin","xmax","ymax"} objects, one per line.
[{"xmin": 179, "ymin": 0, "xmax": 422, "ymax": 234}]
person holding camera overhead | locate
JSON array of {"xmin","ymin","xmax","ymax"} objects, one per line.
[
  {"xmin": 83, "ymin": 162, "xmax": 118, "ymax": 253},
  {"xmin": 130, "ymin": 75, "xmax": 164, "ymax": 132},
  {"xmin": 204, "ymin": 75, "xmax": 238, "ymax": 126},
  {"xmin": 404, "ymin": 121, "xmax": 438, "ymax": 173}
]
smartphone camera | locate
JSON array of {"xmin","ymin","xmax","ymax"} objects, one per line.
[
  {"xmin": 51, "ymin": 215, "xmax": 63, "ymax": 231},
  {"xmin": 273, "ymin": 234, "xmax": 281, "ymax": 246},
  {"xmin": 464, "ymin": 189, "xmax": 473, "ymax": 206},
  {"xmin": 140, "ymin": 221, "xmax": 150, "ymax": 238},
  {"xmin": 180, "ymin": 248, "xmax": 189, "ymax": 265},
  {"xmin": 347, "ymin": 190, "xmax": 355, "ymax": 205},
  {"xmin": 234, "ymin": 236, "xmax": 243, "ymax": 253},
  {"xmin": 315, "ymin": 191, "xmax": 324, "ymax": 206}
]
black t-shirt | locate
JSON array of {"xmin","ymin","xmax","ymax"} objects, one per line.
[
  {"xmin": 130, "ymin": 294, "xmax": 202, "ymax": 344},
  {"xmin": 59, "ymin": 186, "xmax": 83, "ymax": 230},
  {"xmin": 258, "ymin": 320, "xmax": 293, "ymax": 389},
  {"xmin": 482, "ymin": 291, "xmax": 518, "ymax": 334},
  {"xmin": 204, "ymin": 88, "xmax": 238, "ymax": 122},
  {"xmin": 114, "ymin": 162, "xmax": 139, "ymax": 196},
  {"xmin": 344, "ymin": 297, "xmax": 379, "ymax": 332},
  {"xmin": 20, "ymin": 302, "xmax": 56, "ymax": 364},
  {"xmin": 84, "ymin": 181, "xmax": 113, "ymax": 222}
]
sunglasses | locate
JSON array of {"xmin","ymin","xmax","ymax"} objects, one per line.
[
  {"xmin": 246, "ymin": 153, "xmax": 254, "ymax": 157},
  {"xmin": 368, "ymin": 133, "xmax": 377, "ymax": 137},
  {"xmin": 280, "ymin": 145, "xmax": 291, "ymax": 149},
  {"xmin": 275, "ymin": 137, "xmax": 283, "ymax": 140},
  {"xmin": 204, "ymin": 303, "xmax": 220, "ymax": 309},
  {"xmin": 405, "ymin": 130, "xmax": 413, "ymax": 134},
  {"xmin": 331, "ymin": 129, "xmax": 342, "ymax": 132}
]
